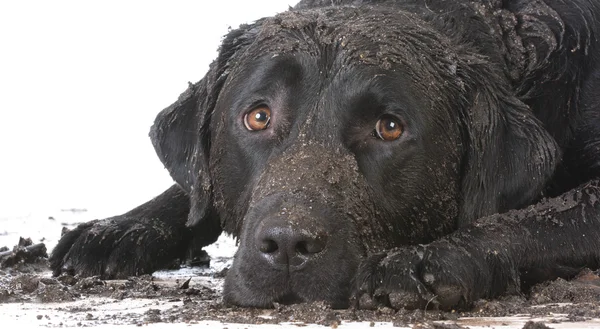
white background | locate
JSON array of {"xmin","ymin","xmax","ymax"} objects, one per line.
[{"xmin": 0, "ymin": 1, "xmax": 299, "ymax": 218}]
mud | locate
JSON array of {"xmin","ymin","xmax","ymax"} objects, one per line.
[
  {"xmin": 1, "ymin": 237, "xmax": 600, "ymax": 328},
  {"xmin": 0, "ymin": 237, "xmax": 47, "ymax": 269}
]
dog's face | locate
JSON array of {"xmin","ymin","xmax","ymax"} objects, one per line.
[
  {"xmin": 210, "ymin": 8, "xmax": 466, "ymax": 307},
  {"xmin": 151, "ymin": 7, "xmax": 558, "ymax": 308}
]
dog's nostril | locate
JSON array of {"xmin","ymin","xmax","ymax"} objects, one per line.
[
  {"xmin": 296, "ymin": 241, "xmax": 309, "ymax": 255},
  {"xmin": 259, "ymin": 239, "xmax": 278, "ymax": 253},
  {"xmin": 296, "ymin": 239, "xmax": 325, "ymax": 255},
  {"xmin": 255, "ymin": 222, "xmax": 329, "ymax": 269}
]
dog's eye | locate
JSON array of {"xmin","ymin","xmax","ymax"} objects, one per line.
[
  {"xmin": 244, "ymin": 106, "xmax": 271, "ymax": 131},
  {"xmin": 375, "ymin": 116, "xmax": 403, "ymax": 141}
]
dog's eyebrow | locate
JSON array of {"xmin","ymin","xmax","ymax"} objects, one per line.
[{"xmin": 243, "ymin": 55, "xmax": 305, "ymax": 92}]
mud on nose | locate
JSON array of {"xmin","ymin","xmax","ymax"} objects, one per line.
[{"xmin": 256, "ymin": 224, "xmax": 328, "ymax": 270}]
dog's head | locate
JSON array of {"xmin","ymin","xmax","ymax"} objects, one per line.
[{"xmin": 150, "ymin": 6, "xmax": 559, "ymax": 307}]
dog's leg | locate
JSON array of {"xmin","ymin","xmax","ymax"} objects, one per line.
[
  {"xmin": 49, "ymin": 184, "xmax": 222, "ymax": 279},
  {"xmin": 355, "ymin": 179, "xmax": 600, "ymax": 310}
]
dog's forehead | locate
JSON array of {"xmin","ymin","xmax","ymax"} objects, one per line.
[
  {"xmin": 225, "ymin": 6, "xmax": 468, "ymax": 101},
  {"xmin": 246, "ymin": 7, "xmax": 451, "ymax": 72}
]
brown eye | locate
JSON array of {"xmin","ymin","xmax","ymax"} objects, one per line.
[
  {"xmin": 375, "ymin": 116, "xmax": 403, "ymax": 141},
  {"xmin": 244, "ymin": 106, "xmax": 271, "ymax": 131}
]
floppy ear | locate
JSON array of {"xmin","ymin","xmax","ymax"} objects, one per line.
[
  {"xmin": 150, "ymin": 78, "xmax": 212, "ymax": 228},
  {"xmin": 458, "ymin": 73, "xmax": 561, "ymax": 227},
  {"xmin": 150, "ymin": 21, "xmax": 263, "ymax": 227}
]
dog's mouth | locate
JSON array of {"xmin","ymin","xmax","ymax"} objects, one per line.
[
  {"xmin": 223, "ymin": 241, "xmax": 359, "ymax": 309},
  {"xmin": 275, "ymin": 292, "xmax": 351, "ymax": 309},
  {"xmin": 273, "ymin": 291, "xmax": 304, "ymax": 305}
]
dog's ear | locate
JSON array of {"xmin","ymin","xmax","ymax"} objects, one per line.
[
  {"xmin": 150, "ymin": 21, "xmax": 263, "ymax": 227},
  {"xmin": 458, "ymin": 69, "xmax": 561, "ymax": 226},
  {"xmin": 150, "ymin": 78, "xmax": 212, "ymax": 228}
]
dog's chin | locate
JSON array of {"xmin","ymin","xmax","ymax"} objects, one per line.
[
  {"xmin": 223, "ymin": 287, "xmax": 351, "ymax": 309},
  {"xmin": 222, "ymin": 264, "xmax": 353, "ymax": 309}
]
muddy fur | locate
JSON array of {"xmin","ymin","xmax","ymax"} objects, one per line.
[{"xmin": 50, "ymin": 0, "xmax": 600, "ymax": 310}]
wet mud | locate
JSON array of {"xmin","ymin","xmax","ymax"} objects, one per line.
[{"xmin": 1, "ymin": 237, "xmax": 600, "ymax": 328}]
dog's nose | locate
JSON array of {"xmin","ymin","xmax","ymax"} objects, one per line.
[{"xmin": 256, "ymin": 224, "xmax": 328, "ymax": 270}]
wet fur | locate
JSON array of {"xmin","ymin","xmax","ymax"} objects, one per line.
[{"xmin": 51, "ymin": 0, "xmax": 600, "ymax": 310}]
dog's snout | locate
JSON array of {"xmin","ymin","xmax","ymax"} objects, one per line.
[
  {"xmin": 256, "ymin": 223, "xmax": 328, "ymax": 269},
  {"xmin": 227, "ymin": 194, "xmax": 361, "ymax": 307}
]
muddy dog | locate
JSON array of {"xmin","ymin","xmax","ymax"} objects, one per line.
[{"xmin": 50, "ymin": 0, "xmax": 600, "ymax": 310}]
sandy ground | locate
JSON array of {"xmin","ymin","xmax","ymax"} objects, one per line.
[{"xmin": 2, "ymin": 211, "xmax": 600, "ymax": 328}]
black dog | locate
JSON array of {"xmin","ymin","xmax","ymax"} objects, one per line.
[{"xmin": 50, "ymin": 0, "xmax": 600, "ymax": 310}]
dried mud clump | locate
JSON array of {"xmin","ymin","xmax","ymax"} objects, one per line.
[
  {"xmin": 522, "ymin": 320, "xmax": 553, "ymax": 329},
  {"xmin": 529, "ymin": 269, "xmax": 600, "ymax": 304},
  {"xmin": 0, "ymin": 237, "xmax": 47, "ymax": 270},
  {"xmin": 1, "ymin": 237, "xmax": 51, "ymax": 303}
]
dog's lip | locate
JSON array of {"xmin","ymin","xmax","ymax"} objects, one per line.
[
  {"xmin": 273, "ymin": 291, "xmax": 303, "ymax": 305},
  {"xmin": 275, "ymin": 290, "xmax": 351, "ymax": 309}
]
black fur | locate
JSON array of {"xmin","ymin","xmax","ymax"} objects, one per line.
[{"xmin": 50, "ymin": 0, "xmax": 600, "ymax": 310}]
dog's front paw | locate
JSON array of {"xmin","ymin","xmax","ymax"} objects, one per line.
[
  {"xmin": 354, "ymin": 242, "xmax": 514, "ymax": 310},
  {"xmin": 354, "ymin": 246, "xmax": 435, "ymax": 310},
  {"xmin": 49, "ymin": 216, "xmax": 188, "ymax": 279}
]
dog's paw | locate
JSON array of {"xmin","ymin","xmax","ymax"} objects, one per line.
[
  {"xmin": 49, "ymin": 216, "xmax": 188, "ymax": 279},
  {"xmin": 354, "ymin": 242, "xmax": 508, "ymax": 310}
]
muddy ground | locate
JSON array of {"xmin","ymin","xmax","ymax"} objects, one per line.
[{"xmin": 1, "ymin": 237, "xmax": 600, "ymax": 328}]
